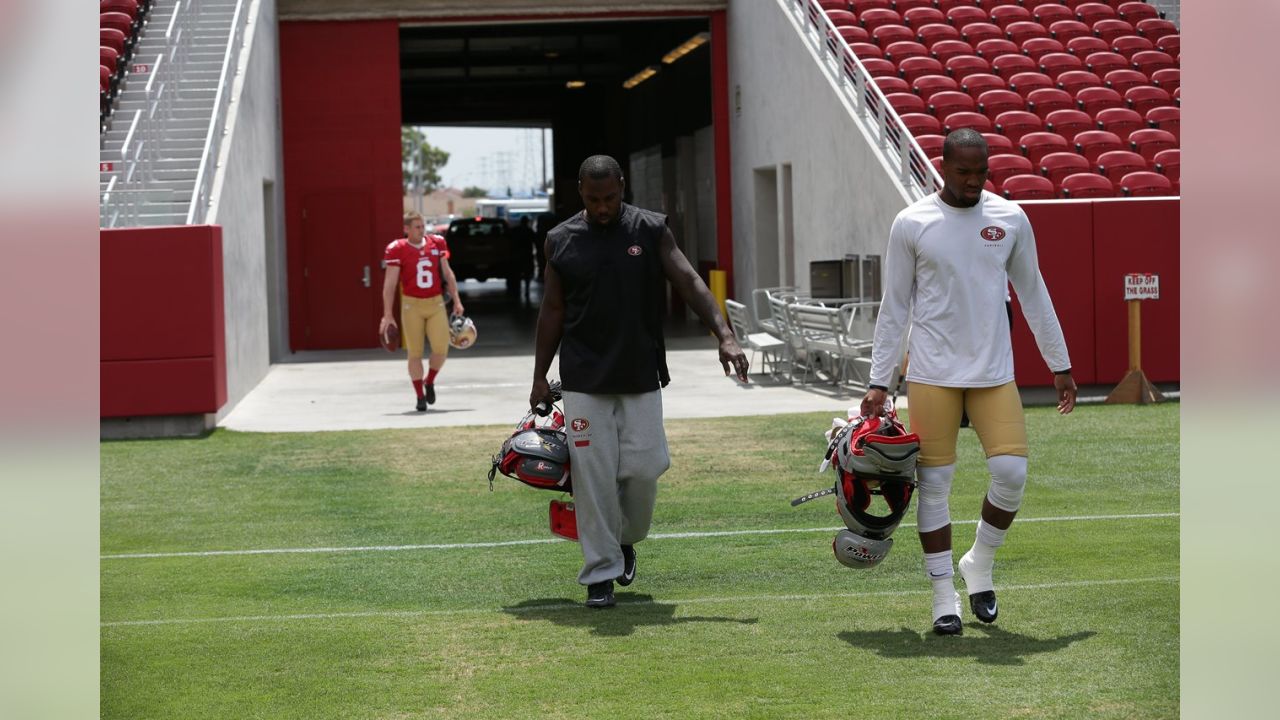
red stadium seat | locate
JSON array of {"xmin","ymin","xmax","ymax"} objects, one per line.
[
  {"xmin": 1066, "ymin": 35, "xmax": 1109, "ymax": 56},
  {"xmin": 1033, "ymin": 4, "xmax": 1075, "ymax": 27},
  {"xmin": 1021, "ymin": 37, "xmax": 1065, "ymax": 63},
  {"xmin": 1096, "ymin": 150, "xmax": 1148, "ymax": 187},
  {"xmin": 1131, "ymin": 50, "xmax": 1176, "ymax": 76},
  {"xmin": 983, "ymin": 132, "xmax": 1017, "ymax": 156},
  {"xmin": 991, "ymin": 53, "xmax": 1037, "ymax": 78},
  {"xmin": 1009, "ymin": 72, "xmax": 1054, "ymax": 98},
  {"xmin": 1155, "ymin": 34, "xmax": 1180, "ymax": 57},
  {"xmin": 894, "ymin": 0, "xmax": 934, "ymax": 14},
  {"xmin": 874, "ymin": 25, "xmax": 917, "ymax": 47},
  {"xmin": 1075, "ymin": 2, "xmax": 1117, "ymax": 26},
  {"xmin": 1049, "ymin": 20, "xmax": 1092, "ymax": 44},
  {"xmin": 1084, "ymin": 51, "xmax": 1128, "ymax": 77},
  {"xmin": 961, "ymin": 22, "xmax": 1005, "ymax": 45},
  {"xmin": 913, "ymin": 75, "xmax": 960, "ymax": 100},
  {"xmin": 826, "ymin": 10, "xmax": 859, "ymax": 27},
  {"xmin": 835, "ymin": 25, "xmax": 872, "ymax": 44},
  {"xmin": 898, "ymin": 56, "xmax": 945, "ymax": 83},
  {"xmin": 995, "ymin": 110, "xmax": 1046, "ymax": 144},
  {"xmin": 901, "ymin": 113, "xmax": 943, "ymax": 136},
  {"xmin": 1092, "ymin": 19, "xmax": 1135, "ymax": 45},
  {"xmin": 947, "ymin": 6, "xmax": 987, "ymax": 28},
  {"xmin": 932, "ymin": 39, "xmax": 976, "ymax": 66},
  {"xmin": 981, "ymin": 0, "xmax": 1021, "ymax": 7},
  {"xmin": 1111, "ymin": 35, "xmax": 1154, "ymax": 60},
  {"xmin": 977, "ymin": 89, "xmax": 1026, "ymax": 119},
  {"xmin": 1129, "ymin": 128, "xmax": 1177, "ymax": 161},
  {"xmin": 101, "ymin": 28, "xmax": 126, "ymax": 56},
  {"xmin": 918, "ymin": 23, "xmax": 963, "ymax": 48},
  {"xmin": 1039, "ymin": 52, "xmax": 1083, "ymax": 80},
  {"xmin": 1019, "ymin": 132, "xmax": 1069, "ymax": 166},
  {"xmin": 938, "ymin": 0, "xmax": 982, "ymax": 14},
  {"xmin": 1026, "ymin": 87, "xmax": 1074, "ymax": 119},
  {"xmin": 100, "ymin": 11, "xmax": 133, "ymax": 36},
  {"xmin": 929, "ymin": 90, "xmax": 977, "ymax": 118},
  {"xmin": 1045, "ymin": 109, "xmax": 1094, "ymax": 142},
  {"xmin": 1103, "ymin": 68, "xmax": 1149, "ymax": 96},
  {"xmin": 961, "ymin": 73, "xmax": 1007, "ymax": 99},
  {"xmin": 1125, "ymin": 85, "xmax": 1171, "ymax": 115},
  {"xmin": 818, "ymin": 1, "xmax": 850, "ymax": 9},
  {"xmin": 1039, "ymin": 152, "xmax": 1092, "ymax": 185},
  {"xmin": 915, "ymin": 134, "xmax": 946, "ymax": 158},
  {"xmin": 885, "ymin": 41, "xmax": 929, "ymax": 62},
  {"xmin": 852, "ymin": 0, "xmax": 893, "ymax": 13},
  {"xmin": 989, "ymin": 5, "xmax": 1031, "ymax": 30},
  {"xmin": 1119, "ymin": 171, "xmax": 1173, "ymax": 197},
  {"xmin": 1136, "ymin": 18, "xmax": 1178, "ymax": 43},
  {"xmin": 1002, "ymin": 174, "xmax": 1056, "ymax": 200},
  {"xmin": 862, "ymin": 9, "xmax": 904, "ymax": 33},
  {"xmin": 945, "ymin": 55, "xmax": 992, "ymax": 81},
  {"xmin": 943, "ymin": 111, "xmax": 994, "ymax": 133},
  {"xmin": 862, "ymin": 58, "xmax": 899, "ymax": 77},
  {"xmin": 100, "ymin": 64, "xmax": 112, "ymax": 94},
  {"xmin": 1056, "ymin": 70, "xmax": 1102, "ymax": 95},
  {"xmin": 1059, "ymin": 172, "xmax": 1116, "ymax": 198},
  {"xmin": 988, "ymin": 154, "xmax": 1034, "ymax": 190},
  {"xmin": 1006, "ymin": 21, "xmax": 1051, "ymax": 46},
  {"xmin": 1076, "ymin": 86, "xmax": 1124, "ymax": 115},
  {"xmin": 100, "ymin": 46, "xmax": 119, "ymax": 75},
  {"xmin": 1074, "ymin": 130, "xmax": 1125, "ymax": 162},
  {"xmin": 1145, "ymin": 105, "xmax": 1180, "ymax": 141},
  {"xmin": 904, "ymin": 7, "xmax": 946, "ymax": 28},
  {"xmin": 1153, "ymin": 148, "xmax": 1180, "ymax": 184},
  {"xmin": 975, "ymin": 38, "xmax": 1020, "ymax": 60},
  {"xmin": 875, "ymin": 76, "xmax": 912, "ymax": 94},
  {"xmin": 1116, "ymin": 2, "xmax": 1159, "ymax": 23},
  {"xmin": 850, "ymin": 42, "xmax": 885, "ymax": 60},
  {"xmin": 101, "ymin": 0, "xmax": 139, "ymax": 20},
  {"xmin": 1149, "ymin": 67, "xmax": 1179, "ymax": 94},
  {"xmin": 1095, "ymin": 107, "xmax": 1145, "ymax": 139},
  {"xmin": 887, "ymin": 92, "xmax": 928, "ymax": 115}
]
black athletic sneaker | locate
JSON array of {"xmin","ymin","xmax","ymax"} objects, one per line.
[
  {"xmin": 618, "ymin": 544, "xmax": 636, "ymax": 587},
  {"xmin": 425, "ymin": 383, "xmax": 436, "ymax": 405},
  {"xmin": 415, "ymin": 395, "xmax": 427, "ymax": 412},
  {"xmin": 933, "ymin": 614, "xmax": 963, "ymax": 636},
  {"xmin": 586, "ymin": 580, "xmax": 615, "ymax": 609},
  {"xmin": 969, "ymin": 590, "xmax": 998, "ymax": 624}
]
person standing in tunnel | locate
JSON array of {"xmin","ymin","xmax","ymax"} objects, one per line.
[{"xmin": 530, "ymin": 154, "xmax": 750, "ymax": 609}]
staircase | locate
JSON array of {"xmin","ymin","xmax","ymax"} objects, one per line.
[{"xmin": 99, "ymin": 0, "xmax": 244, "ymax": 227}]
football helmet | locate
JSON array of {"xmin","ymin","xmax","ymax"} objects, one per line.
[{"xmin": 448, "ymin": 314, "xmax": 477, "ymax": 350}]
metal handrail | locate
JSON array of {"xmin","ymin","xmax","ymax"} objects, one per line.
[{"xmin": 186, "ymin": 0, "xmax": 248, "ymax": 225}]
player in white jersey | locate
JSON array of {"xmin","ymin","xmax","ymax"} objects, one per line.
[{"xmin": 861, "ymin": 129, "xmax": 1078, "ymax": 636}]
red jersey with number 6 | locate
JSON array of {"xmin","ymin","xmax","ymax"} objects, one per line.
[{"xmin": 384, "ymin": 235, "xmax": 450, "ymax": 299}]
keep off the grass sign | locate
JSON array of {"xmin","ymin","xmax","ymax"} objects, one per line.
[{"xmin": 1124, "ymin": 273, "xmax": 1159, "ymax": 301}]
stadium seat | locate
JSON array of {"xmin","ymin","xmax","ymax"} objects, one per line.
[
  {"xmin": 835, "ymin": 25, "xmax": 872, "ymax": 44},
  {"xmin": 977, "ymin": 89, "xmax": 1026, "ymax": 119},
  {"xmin": 996, "ymin": 110, "xmax": 1046, "ymax": 144},
  {"xmin": 904, "ymin": 7, "xmax": 946, "ymax": 28},
  {"xmin": 947, "ymin": 6, "xmax": 987, "ymax": 28},
  {"xmin": 818, "ymin": 0, "xmax": 850, "ymax": 10},
  {"xmin": 851, "ymin": 0, "xmax": 892, "ymax": 13},
  {"xmin": 961, "ymin": 22, "xmax": 1005, "ymax": 45},
  {"xmin": 989, "ymin": 6, "xmax": 1031, "ymax": 30},
  {"xmin": 1125, "ymin": 85, "xmax": 1171, "ymax": 115},
  {"xmin": 894, "ymin": 0, "xmax": 934, "ymax": 14},
  {"xmin": 1095, "ymin": 107, "xmax": 1145, "ymax": 140},
  {"xmin": 1076, "ymin": 86, "xmax": 1124, "ymax": 115},
  {"xmin": 100, "ymin": 11, "xmax": 133, "ymax": 36},
  {"xmin": 1136, "ymin": 18, "xmax": 1178, "ymax": 43},
  {"xmin": 100, "ymin": 64, "xmax": 112, "ymax": 94},
  {"xmin": 1075, "ymin": 2, "xmax": 1117, "ymax": 26},
  {"xmin": 1039, "ymin": 52, "xmax": 1084, "ymax": 80},
  {"xmin": 874, "ymin": 25, "xmax": 917, "ymax": 47},
  {"xmin": 938, "ymin": 0, "xmax": 982, "ymax": 14},
  {"xmin": 100, "ymin": 46, "xmax": 119, "ymax": 75},
  {"xmin": 901, "ymin": 113, "xmax": 943, "ymax": 136},
  {"xmin": 887, "ymin": 92, "xmax": 928, "ymax": 115},
  {"xmin": 1129, "ymin": 128, "xmax": 1177, "ymax": 161},
  {"xmin": 101, "ymin": 0, "xmax": 140, "ymax": 20},
  {"xmin": 862, "ymin": 9, "xmax": 904, "ymax": 33},
  {"xmin": 980, "ymin": 0, "xmax": 1021, "ymax": 8},
  {"xmin": 1033, "ymin": 4, "xmax": 1075, "ymax": 27},
  {"xmin": 1145, "ymin": 105, "xmax": 1180, "ymax": 141},
  {"xmin": 1119, "ymin": 170, "xmax": 1173, "ymax": 197},
  {"xmin": 982, "ymin": 132, "xmax": 1017, "ymax": 156},
  {"xmin": 945, "ymin": 55, "xmax": 992, "ymax": 81},
  {"xmin": 1131, "ymin": 50, "xmax": 1175, "ymax": 75},
  {"xmin": 1074, "ymin": 130, "xmax": 1125, "ymax": 162},
  {"xmin": 1059, "ymin": 172, "xmax": 1116, "ymax": 198},
  {"xmin": 1096, "ymin": 150, "xmax": 1148, "ymax": 187},
  {"xmin": 1001, "ymin": 174, "xmax": 1056, "ymax": 200},
  {"xmin": 1026, "ymin": 87, "xmax": 1074, "ymax": 119},
  {"xmin": 975, "ymin": 38, "xmax": 1021, "ymax": 60},
  {"xmin": 875, "ymin": 76, "xmax": 912, "ymax": 94},
  {"xmin": 1022, "ymin": 37, "xmax": 1065, "ymax": 63},
  {"xmin": 1056, "ymin": 70, "xmax": 1103, "ymax": 95},
  {"xmin": 1155, "ymin": 34, "xmax": 1179, "ymax": 57},
  {"xmin": 1019, "ymin": 131, "xmax": 1069, "ymax": 164},
  {"xmin": 1045, "ymin": 109, "xmax": 1094, "ymax": 142},
  {"xmin": 1153, "ymin": 148, "xmax": 1180, "ymax": 184},
  {"xmin": 1066, "ymin": 36, "xmax": 1109, "ymax": 56},
  {"xmin": 885, "ymin": 41, "xmax": 929, "ymax": 62},
  {"xmin": 1116, "ymin": 2, "xmax": 1159, "ymax": 24},
  {"xmin": 992, "ymin": 54, "xmax": 1037, "ymax": 78},
  {"xmin": 913, "ymin": 75, "xmax": 960, "ymax": 100},
  {"xmin": 1092, "ymin": 20, "xmax": 1135, "ymax": 45},
  {"xmin": 862, "ymin": 58, "xmax": 898, "ymax": 77},
  {"xmin": 1111, "ymin": 35, "xmax": 1154, "ymax": 60},
  {"xmin": 961, "ymin": 73, "xmax": 1007, "ymax": 99},
  {"xmin": 929, "ymin": 90, "xmax": 977, "ymax": 118},
  {"xmin": 101, "ymin": 28, "xmax": 127, "ymax": 56},
  {"xmin": 826, "ymin": 9, "xmax": 859, "ymax": 27},
  {"xmin": 988, "ymin": 154, "xmax": 1034, "ymax": 190},
  {"xmin": 1103, "ymin": 69, "xmax": 1149, "ymax": 96},
  {"xmin": 1149, "ymin": 67, "xmax": 1179, "ymax": 94},
  {"xmin": 1039, "ymin": 152, "xmax": 1092, "ymax": 185},
  {"xmin": 1009, "ymin": 72, "xmax": 1054, "ymax": 98},
  {"xmin": 851, "ymin": 42, "xmax": 886, "ymax": 60},
  {"xmin": 1084, "ymin": 51, "xmax": 1128, "ymax": 78},
  {"xmin": 915, "ymin": 134, "xmax": 946, "ymax": 158},
  {"xmin": 1006, "ymin": 21, "xmax": 1051, "ymax": 46},
  {"xmin": 933, "ymin": 40, "xmax": 976, "ymax": 66},
  {"xmin": 899, "ymin": 56, "xmax": 945, "ymax": 83},
  {"xmin": 1049, "ymin": 20, "xmax": 1092, "ymax": 44},
  {"xmin": 943, "ymin": 111, "xmax": 994, "ymax": 133},
  {"xmin": 918, "ymin": 23, "xmax": 963, "ymax": 48}
]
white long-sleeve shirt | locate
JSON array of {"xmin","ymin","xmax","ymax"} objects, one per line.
[{"xmin": 868, "ymin": 191, "xmax": 1070, "ymax": 388}]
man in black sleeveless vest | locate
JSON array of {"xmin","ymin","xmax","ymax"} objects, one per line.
[{"xmin": 530, "ymin": 155, "xmax": 750, "ymax": 608}]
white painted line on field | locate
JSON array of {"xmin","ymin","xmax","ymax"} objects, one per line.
[
  {"xmin": 101, "ymin": 575, "xmax": 1178, "ymax": 628},
  {"xmin": 101, "ymin": 512, "xmax": 1178, "ymax": 560}
]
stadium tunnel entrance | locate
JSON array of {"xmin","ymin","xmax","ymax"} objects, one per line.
[{"xmin": 280, "ymin": 12, "xmax": 732, "ymax": 352}]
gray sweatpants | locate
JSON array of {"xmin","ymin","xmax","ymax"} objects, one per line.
[{"xmin": 562, "ymin": 390, "xmax": 671, "ymax": 585}]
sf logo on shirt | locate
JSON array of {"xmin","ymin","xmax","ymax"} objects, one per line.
[{"xmin": 980, "ymin": 226, "xmax": 1006, "ymax": 242}]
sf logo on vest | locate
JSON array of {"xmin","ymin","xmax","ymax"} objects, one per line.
[
  {"xmin": 980, "ymin": 226, "xmax": 1006, "ymax": 242},
  {"xmin": 571, "ymin": 418, "xmax": 590, "ymax": 432},
  {"xmin": 627, "ymin": 245, "xmax": 643, "ymax": 256}
]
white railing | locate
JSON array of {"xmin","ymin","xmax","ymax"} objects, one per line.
[
  {"xmin": 786, "ymin": 0, "xmax": 943, "ymax": 201},
  {"xmin": 186, "ymin": 0, "xmax": 248, "ymax": 225}
]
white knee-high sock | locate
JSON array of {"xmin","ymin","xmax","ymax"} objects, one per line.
[
  {"xmin": 924, "ymin": 550, "xmax": 960, "ymax": 620},
  {"xmin": 960, "ymin": 521, "xmax": 1007, "ymax": 594}
]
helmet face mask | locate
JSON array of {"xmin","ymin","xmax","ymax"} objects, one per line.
[{"xmin": 449, "ymin": 314, "xmax": 477, "ymax": 349}]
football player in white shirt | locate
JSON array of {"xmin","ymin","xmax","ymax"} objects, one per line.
[{"xmin": 861, "ymin": 129, "xmax": 1078, "ymax": 635}]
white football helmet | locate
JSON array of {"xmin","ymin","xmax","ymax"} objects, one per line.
[{"xmin": 448, "ymin": 314, "xmax": 477, "ymax": 349}]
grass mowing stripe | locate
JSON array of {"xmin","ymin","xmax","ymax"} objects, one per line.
[
  {"xmin": 100, "ymin": 511, "xmax": 1179, "ymax": 560},
  {"xmin": 102, "ymin": 575, "xmax": 1177, "ymax": 628}
]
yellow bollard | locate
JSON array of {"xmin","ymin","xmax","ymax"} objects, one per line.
[{"xmin": 708, "ymin": 269, "xmax": 728, "ymax": 322}]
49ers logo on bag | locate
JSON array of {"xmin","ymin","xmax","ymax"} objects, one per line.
[
  {"xmin": 571, "ymin": 418, "xmax": 590, "ymax": 432},
  {"xmin": 980, "ymin": 226, "xmax": 1006, "ymax": 242}
]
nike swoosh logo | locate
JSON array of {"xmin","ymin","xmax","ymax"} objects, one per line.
[{"xmin": 929, "ymin": 571, "xmax": 949, "ymax": 578}]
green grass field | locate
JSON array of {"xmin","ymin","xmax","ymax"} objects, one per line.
[{"xmin": 102, "ymin": 402, "xmax": 1178, "ymax": 719}]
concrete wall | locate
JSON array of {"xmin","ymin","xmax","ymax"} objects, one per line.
[
  {"xmin": 726, "ymin": 0, "xmax": 910, "ymax": 300},
  {"xmin": 206, "ymin": 0, "xmax": 287, "ymax": 418}
]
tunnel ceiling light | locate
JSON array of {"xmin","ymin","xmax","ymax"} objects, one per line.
[
  {"xmin": 622, "ymin": 66, "xmax": 659, "ymax": 89},
  {"xmin": 565, "ymin": 80, "xmax": 586, "ymax": 89},
  {"xmin": 662, "ymin": 32, "xmax": 710, "ymax": 64}
]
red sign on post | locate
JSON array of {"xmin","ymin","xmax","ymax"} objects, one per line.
[
  {"xmin": 131, "ymin": 64, "xmax": 151, "ymax": 74},
  {"xmin": 100, "ymin": 162, "xmax": 114, "ymax": 172},
  {"xmin": 1123, "ymin": 273, "xmax": 1160, "ymax": 301}
]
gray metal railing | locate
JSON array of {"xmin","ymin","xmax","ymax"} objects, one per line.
[{"xmin": 186, "ymin": 0, "xmax": 248, "ymax": 225}]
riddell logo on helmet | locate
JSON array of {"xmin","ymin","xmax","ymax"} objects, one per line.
[
  {"xmin": 980, "ymin": 226, "xmax": 1006, "ymax": 242},
  {"xmin": 571, "ymin": 418, "xmax": 590, "ymax": 432}
]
